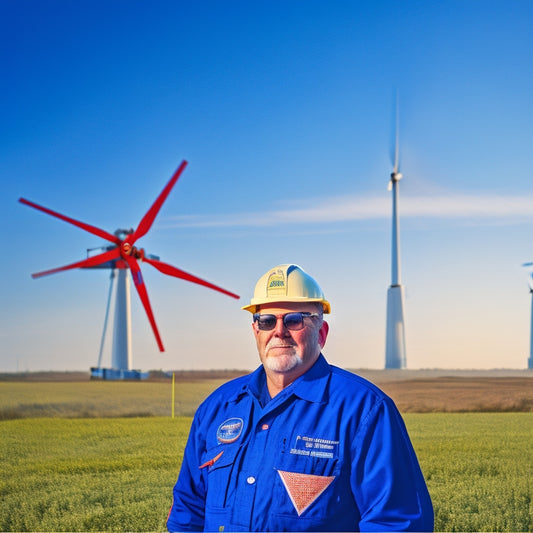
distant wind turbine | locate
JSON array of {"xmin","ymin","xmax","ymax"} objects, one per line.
[
  {"xmin": 521, "ymin": 262, "xmax": 533, "ymax": 369},
  {"xmin": 385, "ymin": 97, "xmax": 407, "ymax": 369}
]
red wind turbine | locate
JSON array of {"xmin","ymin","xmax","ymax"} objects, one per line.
[{"xmin": 19, "ymin": 160, "xmax": 240, "ymax": 354}]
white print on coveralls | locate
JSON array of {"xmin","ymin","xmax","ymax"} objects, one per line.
[{"xmin": 290, "ymin": 435, "xmax": 339, "ymax": 459}]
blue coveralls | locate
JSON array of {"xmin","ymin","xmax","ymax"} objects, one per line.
[{"xmin": 167, "ymin": 355, "xmax": 434, "ymax": 531}]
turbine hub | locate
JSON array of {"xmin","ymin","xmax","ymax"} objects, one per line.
[
  {"xmin": 391, "ymin": 172, "xmax": 402, "ymax": 181},
  {"xmin": 121, "ymin": 242, "xmax": 133, "ymax": 255},
  {"xmin": 121, "ymin": 242, "xmax": 145, "ymax": 260}
]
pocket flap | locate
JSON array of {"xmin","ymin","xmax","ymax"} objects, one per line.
[{"xmin": 201, "ymin": 444, "xmax": 239, "ymax": 471}]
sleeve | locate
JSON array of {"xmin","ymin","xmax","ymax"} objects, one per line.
[
  {"xmin": 350, "ymin": 397, "xmax": 434, "ymax": 532},
  {"xmin": 167, "ymin": 412, "xmax": 207, "ymax": 532}
]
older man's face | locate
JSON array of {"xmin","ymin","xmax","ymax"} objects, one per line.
[{"xmin": 252, "ymin": 302, "xmax": 328, "ymax": 376}]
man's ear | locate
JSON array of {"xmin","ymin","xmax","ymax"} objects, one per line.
[{"xmin": 318, "ymin": 320, "xmax": 329, "ymax": 348}]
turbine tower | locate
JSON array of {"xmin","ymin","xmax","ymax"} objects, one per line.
[
  {"xmin": 385, "ymin": 100, "xmax": 407, "ymax": 369},
  {"xmin": 91, "ymin": 232, "xmax": 137, "ymax": 374},
  {"xmin": 521, "ymin": 263, "xmax": 533, "ymax": 369},
  {"xmin": 89, "ymin": 229, "xmax": 164, "ymax": 376},
  {"xmin": 20, "ymin": 160, "xmax": 240, "ymax": 378}
]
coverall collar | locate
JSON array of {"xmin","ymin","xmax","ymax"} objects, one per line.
[{"xmin": 228, "ymin": 354, "xmax": 330, "ymax": 405}]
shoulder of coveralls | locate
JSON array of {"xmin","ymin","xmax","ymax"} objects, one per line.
[
  {"xmin": 324, "ymin": 362, "xmax": 401, "ymax": 417},
  {"xmin": 322, "ymin": 363, "xmax": 405, "ymax": 440}
]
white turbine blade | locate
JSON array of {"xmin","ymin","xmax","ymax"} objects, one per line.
[
  {"xmin": 387, "ymin": 180, "xmax": 393, "ymax": 191},
  {"xmin": 390, "ymin": 91, "xmax": 400, "ymax": 174},
  {"xmin": 393, "ymin": 123, "xmax": 400, "ymax": 174}
]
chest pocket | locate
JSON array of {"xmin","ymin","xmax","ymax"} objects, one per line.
[
  {"xmin": 202, "ymin": 444, "xmax": 241, "ymax": 509},
  {"xmin": 272, "ymin": 438, "xmax": 346, "ymax": 525}
]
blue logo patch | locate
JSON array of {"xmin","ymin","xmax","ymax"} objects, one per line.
[{"xmin": 217, "ymin": 418, "xmax": 244, "ymax": 444}]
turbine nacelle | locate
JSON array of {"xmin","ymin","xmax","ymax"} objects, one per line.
[
  {"xmin": 114, "ymin": 228, "xmax": 134, "ymax": 239},
  {"xmin": 117, "ymin": 242, "xmax": 158, "ymax": 263},
  {"xmin": 387, "ymin": 171, "xmax": 402, "ymax": 191},
  {"xmin": 390, "ymin": 171, "xmax": 402, "ymax": 181}
]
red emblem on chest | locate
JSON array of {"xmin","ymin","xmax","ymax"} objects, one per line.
[{"xmin": 277, "ymin": 470, "xmax": 335, "ymax": 516}]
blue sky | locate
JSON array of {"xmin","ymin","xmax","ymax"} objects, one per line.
[{"xmin": 1, "ymin": 0, "xmax": 532, "ymax": 372}]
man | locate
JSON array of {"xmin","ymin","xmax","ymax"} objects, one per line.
[{"xmin": 167, "ymin": 264, "xmax": 434, "ymax": 532}]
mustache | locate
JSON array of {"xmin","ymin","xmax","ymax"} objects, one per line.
[{"xmin": 265, "ymin": 339, "xmax": 296, "ymax": 352}]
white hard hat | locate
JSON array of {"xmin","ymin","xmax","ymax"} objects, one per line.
[{"xmin": 242, "ymin": 264, "xmax": 330, "ymax": 314}]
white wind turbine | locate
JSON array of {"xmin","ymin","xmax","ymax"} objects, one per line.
[
  {"xmin": 385, "ymin": 99, "xmax": 407, "ymax": 369},
  {"xmin": 521, "ymin": 262, "xmax": 533, "ymax": 369}
]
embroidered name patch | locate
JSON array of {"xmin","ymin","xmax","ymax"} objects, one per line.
[
  {"xmin": 290, "ymin": 435, "xmax": 339, "ymax": 459},
  {"xmin": 217, "ymin": 418, "xmax": 244, "ymax": 444}
]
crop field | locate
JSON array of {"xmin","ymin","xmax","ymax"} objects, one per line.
[
  {"xmin": 0, "ymin": 379, "xmax": 228, "ymax": 419},
  {"xmin": 404, "ymin": 413, "xmax": 531, "ymax": 532},
  {"xmin": 1, "ymin": 372, "xmax": 532, "ymax": 532},
  {"xmin": 2, "ymin": 369, "xmax": 532, "ymax": 419}
]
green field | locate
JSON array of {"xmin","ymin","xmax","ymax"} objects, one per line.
[
  {"xmin": 0, "ymin": 380, "xmax": 227, "ymax": 419},
  {"xmin": 1, "ymin": 413, "xmax": 531, "ymax": 532},
  {"xmin": 404, "ymin": 413, "xmax": 532, "ymax": 532},
  {"xmin": 1, "ymin": 379, "xmax": 531, "ymax": 531}
]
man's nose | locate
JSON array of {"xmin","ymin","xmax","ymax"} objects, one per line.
[{"xmin": 273, "ymin": 316, "xmax": 290, "ymax": 336}]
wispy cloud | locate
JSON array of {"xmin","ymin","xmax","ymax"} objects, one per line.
[{"xmin": 161, "ymin": 193, "xmax": 533, "ymax": 229}]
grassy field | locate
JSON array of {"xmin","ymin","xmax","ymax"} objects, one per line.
[
  {"xmin": 1, "ymin": 417, "xmax": 188, "ymax": 532},
  {"xmin": 0, "ymin": 379, "xmax": 227, "ymax": 419},
  {"xmin": 1, "ymin": 413, "xmax": 532, "ymax": 531},
  {"xmin": 404, "ymin": 413, "xmax": 532, "ymax": 532},
  {"xmin": 1, "ymin": 374, "xmax": 532, "ymax": 531}
]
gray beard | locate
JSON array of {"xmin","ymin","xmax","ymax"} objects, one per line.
[{"xmin": 263, "ymin": 352, "xmax": 302, "ymax": 373}]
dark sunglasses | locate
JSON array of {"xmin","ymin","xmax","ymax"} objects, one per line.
[{"xmin": 253, "ymin": 312, "xmax": 320, "ymax": 331}]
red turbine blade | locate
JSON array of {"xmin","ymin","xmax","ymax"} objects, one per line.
[
  {"xmin": 124, "ymin": 255, "xmax": 165, "ymax": 352},
  {"xmin": 19, "ymin": 198, "xmax": 121, "ymax": 245},
  {"xmin": 32, "ymin": 248, "xmax": 121, "ymax": 279},
  {"xmin": 143, "ymin": 257, "xmax": 240, "ymax": 299},
  {"xmin": 126, "ymin": 160, "xmax": 188, "ymax": 245}
]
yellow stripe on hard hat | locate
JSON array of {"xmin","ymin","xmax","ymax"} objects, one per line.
[{"xmin": 242, "ymin": 264, "xmax": 331, "ymax": 314}]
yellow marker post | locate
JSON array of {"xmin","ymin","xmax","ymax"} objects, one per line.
[{"xmin": 171, "ymin": 372, "xmax": 175, "ymax": 419}]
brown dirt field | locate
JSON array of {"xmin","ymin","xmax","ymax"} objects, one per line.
[
  {"xmin": 1, "ymin": 369, "xmax": 532, "ymax": 412},
  {"xmin": 372, "ymin": 377, "xmax": 533, "ymax": 412}
]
